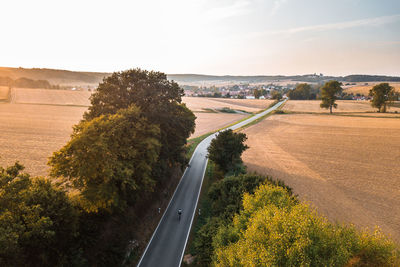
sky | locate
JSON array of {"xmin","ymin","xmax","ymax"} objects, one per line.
[{"xmin": 1, "ymin": 0, "xmax": 399, "ymax": 76}]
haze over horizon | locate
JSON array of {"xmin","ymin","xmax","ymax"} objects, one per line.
[{"xmin": 1, "ymin": 0, "xmax": 399, "ymax": 76}]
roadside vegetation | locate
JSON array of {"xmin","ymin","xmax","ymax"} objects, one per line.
[
  {"xmin": 0, "ymin": 68, "xmax": 196, "ymax": 266},
  {"xmin": 186, "ymin": 128, "xmax": 400, "ymax": 266}
]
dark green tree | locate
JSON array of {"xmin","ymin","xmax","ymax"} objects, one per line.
[
  {"xmin": 320, "ymin": 80, "xmax": 343, "ymax": 114},
  {"xmin": 207, "ymin": 130, "xmax": 249, "ymax": 175},
  {"xmin": 0, "ymin": 163, "xmax": 79, "ymax": 267},
  {"xmin": 49, "ymin": 105, "xmax": 161, "ymax": 212},
  {"xmin": 253, "ymin": 89, "xmax": 262, "ymax": 99},
  {"xmin": 84, "ymin": 68, "xmax": 196, "ymax": 180},
  {"xmin": 369, "ymin": 83, "xmax": 396, "ymax": 112},
  {"xmin": 271, "ymin": 91, "xmax": 282, "ymax": 100},
  {"xmin": 288, "ymin": 83, "xmax": 311, "ymax": 100}
]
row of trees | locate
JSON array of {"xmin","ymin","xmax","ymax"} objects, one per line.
[
  {"xmin": 289, "ymin": 81, "xmax": 398, "ymax": 114},
  {"xmin": 287, "ymin": 83, "xmax": 318, "ymax": 100},
  {"xmin": 0, "ymin": 69, "xmax": 197, "ymax": 265},
  {"xmin": 0, "ymin": 76, "xmax": 52, "ymax": 88}
]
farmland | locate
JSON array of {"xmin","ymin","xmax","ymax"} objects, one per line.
[
  {"xmin": 12, "ymin": 88, "xmax": 92, "ymax": 106},
  {"xmin": 283, "ymin": 100, "xmax": 400, "ymax": 114},
  {"xmin": 0, "ymin": 89, "xmax": 265, "ymax": 176},
  {"xmin": 0, "ymin": 103, "xmax": 88, "ymax": 176},
  {"xmin": 344, "ymin": 82, "xmax": 400, "ymax": 95},
  {"xmin": 182, "ymin": 96, "xmax": 274, "ymax": 113},
  {"xmin": 242, "ymin": 113, "xmax": 400, "ymax": 241},
  {"xmin": 0, "ymin": 86, "xmax": 9, "ymax": 101},
  {"xmin": 190, "ymin": 112, "xmax": 246, "ymax": 138}
]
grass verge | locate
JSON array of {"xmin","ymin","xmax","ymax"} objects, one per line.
[{"xmin": 182, "ymin": 162, "xmax": 217, "ymax": 266}]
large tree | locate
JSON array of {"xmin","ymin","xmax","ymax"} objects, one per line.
[
  {"xmin": 369, "ymin": 83, "xmax": 396, "ymax": 113},
  {"xmin": 320, "ymin": 80, "xmax": 343, "ymax": 114},
  {"xmin": 84, "ymin": 69, "xmax": 196, "ymax": 179},
  {"xmin": 288, "ymin": 83, "xmax": 311, "ymax": 100},
  {"xmin": 0, "ymin": 163, "xmax": 78, "ymax": 266},
  {"xmin": 49, "ymin": 105, "xmax": 161, "ymax": 212},
  {"xmin": 207, "ymin": 129, "xmax": 248, "ymax": 175}
]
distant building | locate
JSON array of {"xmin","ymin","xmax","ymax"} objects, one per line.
[{"xmin": 246, "ymin": 95, "xmax": 255, "ymax": 99}]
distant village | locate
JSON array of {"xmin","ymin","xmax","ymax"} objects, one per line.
[
  {"xmin": 182, "ymin": 81, "xmax": 373, "ymax": 101},
  {"xmin": 183, "ymin": 83, "xmax": 293, "ymax": 99}
]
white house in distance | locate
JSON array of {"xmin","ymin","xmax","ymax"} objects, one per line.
[{"xmin": 246, "ymin": 95, "xmax": 255, "ymax": 99}]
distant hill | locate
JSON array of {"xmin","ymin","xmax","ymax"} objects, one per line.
[
  {"xmin": 0, "ymin": 67, "xmax": 399, "ymax": 87},
  {"xmin": 0, "ymin": 67, "xmax": 109, "ymax": 87},
  {"xmin": 168, "ymin": 73, "xmax": 400, "ymax": 84}
]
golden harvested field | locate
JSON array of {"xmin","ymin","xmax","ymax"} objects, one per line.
[
  {"xmin": 12, "ymin": 88, "xmax": 92, "ymax": 106},
  {"xmin": 182, "ymin": 97, "xmax": 274, "ymax": 113},
  {"xmin": 344, "ymin": 82, "xmax": 400, "ymax": 95},
  {"xmin": 0, "ymin": 86, "xmax": 9, "ymax": 101},
  {"xmin": 0, "ymin": 103, "xmax": 88, "ymax": 176},
  {"xmin": 0, "ymin": 100, "xmax": 247, "ymax": 176},
  {"xmin": 284, "ymin": 100, "xmax": 400, "ymax": 113},
  {"xmin": 242, "ymin": 114, "xmax": 400, "ymax": 241},
  {"xmin": 190, "ymin": 113, "xmax": 246, "ymax": 138}
]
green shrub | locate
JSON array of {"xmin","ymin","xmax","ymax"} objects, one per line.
[{"xmin": 213, "ymin": 183, "xmax": 400, "ymax": 267}]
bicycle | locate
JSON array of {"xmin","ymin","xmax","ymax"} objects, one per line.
[{"xmin": 178, "ymin": 209, "xmax": 182, "ymax": 221}]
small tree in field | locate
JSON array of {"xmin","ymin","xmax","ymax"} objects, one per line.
[
  {"xmin": 320, "ymin": 80, "xmax": 343, "ymax": 114},
  {"xmin": 369, "ymin": 83, "xmax": 396, "ymax": 113},
  {"xmin": 207, "ymin": 129, "xmax": 248, "ymax": 175}
]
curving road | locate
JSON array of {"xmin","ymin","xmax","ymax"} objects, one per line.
[{"xmin": 137, "ymin": 100, "xmax": 286, "ymax": 267}]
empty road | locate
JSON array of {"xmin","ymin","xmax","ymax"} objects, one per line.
[{"xmin": 137, "ymin": 100, "xmax": 286, "ymax": 267}]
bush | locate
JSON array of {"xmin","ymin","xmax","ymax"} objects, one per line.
[
  {"xmin": 213, "ymin": 183, "xmax": 400, "ymax": 267},
  {"xmin": 0, "ymin": 163, "xmax": 79, "ymax": 266}
]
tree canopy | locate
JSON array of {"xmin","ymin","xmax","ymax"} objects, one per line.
[
  {"xmin": 213, "ymin": 183, "xmax": 399, "ymax": 267},
  {"xmin": 369, "ymin": 83, "xmax": 396, "ymax": 112},
  {"xmin": 84, "ymin": 68, "xmax": 196, "ymax": 179},
  {"xmin": 271, "ymin": 90, "xmax": 282, "ymax": 100},
  {"xmin": 288, "ymin": 83, "xmax": 312, "ymax": 100},
  {"xmin": 320, "ymin": 80, "xmax": 343, "ymax": 113},
  {"xmin": 0, "ymin": 163, "xmax": 78, "ymax": 266},
  {"xmin": 49, "ymin": 105, "xmax": 161, "ymax": 212},
  {"xmin": 207, "ymin": 129, "xmax": 248, "ymax": 175}
]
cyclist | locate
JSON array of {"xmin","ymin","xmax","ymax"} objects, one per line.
[{"xmin": 178, "ymin": 209, "xmax": 182, "ymax": 221}]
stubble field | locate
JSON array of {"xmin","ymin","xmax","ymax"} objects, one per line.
[
  {"xmin": 344, "ymin": 82, "xmax": 400, "ymax": 95},
  {"xmin": 0, "ymin": 86, "xmax": 9, "ymax": 101},
  {"xmin": 284, "ymin": 100, "xmax": 400, "ymax": 114},
  {"xmin": 0, "ymin": 89, "xmax": 262, "ymax": 176},
  {"xmin": 242, "ymin": 113, "xmax": 400, "ymax": 241},
  {"xmin": 182, "ymin": 97, "xmax": 274, "ymax": 113},
  {"xmin": 12, "ymin": 88, "xmax": 92, "ymax": 106}
]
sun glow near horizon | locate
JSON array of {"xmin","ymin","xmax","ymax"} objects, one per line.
[{"xmin": 1, "ymin": 0, "xmax": 399, "ymax": 76}]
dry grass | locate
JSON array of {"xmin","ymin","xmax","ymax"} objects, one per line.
[
  {"xmin": 191, "ymin": 113, "xmax": 246, "ymax": 138},
  {"xmin": 242, "ymin": 114, "xmax": 400, "ymax": 241},
  {"xmin": 13, "ymin": 88, "xmax": 92, "ymax": 106},
  {"xmin": 182, "ymin": 97, "xmax": 274, "ymax": 113},
  {"xmin": 0, "ymin": 86, "xmax": 9, "ymax": 101},
  {"xmin": 344, "ymin": 82, "xmax": 400, "ymax": 95},
  {"xmin": 284, "ymin": 100, "xmax": 400, "ymax": 113}
]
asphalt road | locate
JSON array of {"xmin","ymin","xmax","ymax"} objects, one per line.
[{"xmin": 137, "ymin": 99, "xmax": 286, "ymax": 267}]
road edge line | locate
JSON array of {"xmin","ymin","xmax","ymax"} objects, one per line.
[
  {"xmin": 179, "ymin": 157, "xmax": 209, "ymax": 267},
  {"xmin": 137, "ymin": 141, "xmax": 205, "ymax": 267}
]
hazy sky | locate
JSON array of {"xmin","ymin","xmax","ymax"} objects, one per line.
[{"xmin": 1, "ymin": 0, "xmax": 399, "ymax": 75}]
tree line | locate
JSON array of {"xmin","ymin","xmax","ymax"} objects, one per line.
[
  {"xmin": 288, "ymin": 81, "xmax": 399, "ymax": 113},
  {"xmin": 0, "ymin": 76, "xmax": 52, "ymax": 89},
  {"xmin": 0, "ymin": 69, "xmax": 196, "ymax": 266}
]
